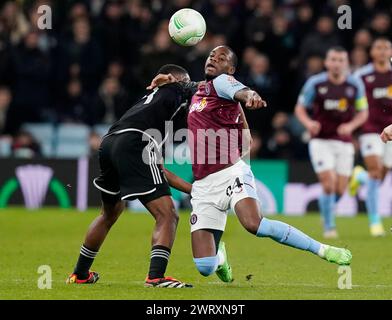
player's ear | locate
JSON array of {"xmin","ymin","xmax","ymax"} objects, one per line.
[{"xmin": 228, "ymin": 66, "xmax": 235, "ymax": 75}]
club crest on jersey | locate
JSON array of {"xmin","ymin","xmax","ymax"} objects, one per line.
[
  {"xmin": 366, "ymin": 75, "xmax": 375, "ymax": 83},
  {"xmin": 345, "ymin": 87, "xmax": 355, "ymax": 98},
  {"xmin": 190, "ymin": 97, "xmax": 208, "ymax": 113},
  {"xmin": 324, "ymin": 98, "xmax": 348, "ymax": 112},
  {"xmin": 319, "ymin": 87, "xmax": 328, "ymax": 95},
  {"xmin": 373, "ymin": 86, "xmax": 392, "ymax": 99},
  {"xmin": 205, "ymin": 83, "xmax": 211, "ymax": 95}
]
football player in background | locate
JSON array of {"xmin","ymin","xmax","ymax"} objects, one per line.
[
  {"xmin": 349, "ymin": 38, "xmax": 392, "ymax": 236},
  {"xmin": 295, "ymin": 46, "xmax": 369, "ymax": 239}
]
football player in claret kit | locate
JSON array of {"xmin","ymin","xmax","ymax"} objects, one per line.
[
  {"xmin": 349, "ymin": 38, "xmax": 392, "ymax": 237},
  {"xmin": 151, "ymin": 46, "xmax": 352, "ymax": 284},
  {"xmin": 295, "ymin": 46, "xmax": 369, "ymax": 239},
  {"xmin": 66, "ymin": 64, "xmax": 196, "ymax": 288}
]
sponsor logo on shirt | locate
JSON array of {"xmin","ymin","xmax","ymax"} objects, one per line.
[
  {"xmin": 319, "ymin": 87, "xmax": 328, "ymax": 95},
  {"xmin": 372, "ymin": 86, "xmax": 392, "ymax": 99},
  {"xmin": 324, "ymin": 98, "xmax": 348, "ymax": 112},
  {"xmin": 189, "ymin": 97, "xmax": 208, "ymax": 113}
]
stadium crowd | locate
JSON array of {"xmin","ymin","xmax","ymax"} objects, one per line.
[{"xmin": 0, "ymin": 0, "xmax": 391, "ymax": 159}]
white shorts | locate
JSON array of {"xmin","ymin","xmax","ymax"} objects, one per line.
[
  {"xmin": 359, "ymin": 133, "xmax": 392, "ymax": 168},
  {"xmin": 309, "ymin": 139, "xmax": 354, "ymax": 176},
  {"xmin": 190, "ymin": 160, "xmax": 259, "ymax": 232}
]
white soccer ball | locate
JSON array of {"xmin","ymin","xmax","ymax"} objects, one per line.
[{"xmin": 168, "ymin": 8, "xmax": 206, "ymax": 46}]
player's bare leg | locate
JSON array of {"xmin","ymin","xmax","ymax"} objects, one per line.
[
  {"xmin": 144, "ymin": 195, "xmax": 192, "ymax": 287},
  {"xmin": 234, "ymin": 197, "xmax": 352, "ymax": 265},
  {"xmin": 191, "ymin": 229, "xmax": 232, "ymax": 282},
  {"xmin": 317, "ymin": 170, "xmax": 338, "ymax": 238},
  {"xmin": 67, "ymin": 200, "xmax": 125, "ymax": 284}
]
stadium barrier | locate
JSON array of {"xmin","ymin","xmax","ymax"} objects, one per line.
[{"xmin": 0, "ymin": 158, "xmax": 391, "ymax": 216}]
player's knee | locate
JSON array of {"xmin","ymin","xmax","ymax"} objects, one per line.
[
  {"xmin": 193, "ymin": 256, "xmax": 218, "ymax": 276},
  {"xmin": 243, "ymin": 219, "xmax": 260, "ymax": 235}
]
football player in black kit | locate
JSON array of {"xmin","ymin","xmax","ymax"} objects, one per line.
[{"xmin": 67, "ymin": 65, "xmax": 196, "ymax": 288}]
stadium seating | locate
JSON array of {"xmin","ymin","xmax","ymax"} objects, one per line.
[
  {"xmin": 93, "ymin": 124, "xmax": 111, "ymax": 138},
  {"xmin": 55, "ymin": 124, "xmax": 90, "ymax": 158},
  {"xmin": 22, "ymin": 123, "xmax": 55, "ymax": 157}
]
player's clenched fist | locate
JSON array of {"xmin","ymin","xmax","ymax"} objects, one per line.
[
  {"xmin": 305, "ymin": 120, "xmax": 321, "ymax": 136},
  {"xmin": 381, "ymin": 124, "xmax": 392, "ymax": 143}
]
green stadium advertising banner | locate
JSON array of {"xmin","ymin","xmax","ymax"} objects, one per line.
[{"xmin": 0, "ymin": 158, "xmax": 391, "ymax": 216}]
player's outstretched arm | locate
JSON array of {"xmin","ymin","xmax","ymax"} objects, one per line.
[
  {"xmin": 163, "ymin": 168, "xmax": 192, "ymax": 194},
  {"xmin": 381, "ymin": 124, "xmax": 392, "ymax": 143},
  {"xmin": 234, "ymin": 89, "xmax": 267, "ymax": 110}
]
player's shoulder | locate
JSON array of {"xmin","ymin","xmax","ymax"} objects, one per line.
[
  {"xmin": 353, "ymin": 63, "xmax": 375, "ymax": 78},
  {"xmin": 212, "ymin": 73, "xmax": 240, "ymax": 85},
  {"xmin": 305, "ymin": 72, "xmax": 328, "ymax": 87},
  {"xmin": 347, "ymin": 73, "xmax": 365, "ymax": 89}
]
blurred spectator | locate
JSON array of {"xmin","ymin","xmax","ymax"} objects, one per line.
[
  {"xmin": 353, "ymin": 28, "xmax": 373, "ymax": 49},
  {"xmin": 93, "ymin": 77, "xmax": 129, "ymax": 124},
  {"xmin": 369, "ymin": 12, "xmax": 391, "ymax": 38},
  {"xmin": 238, "ymin": 46, "xmax": 259, "ymax": 76},
  {"xmin": 0, "ymin": 1, "xmax": 30, "ymax": 45},
  {"xmin": 206, "ymin": 0, "xmax": 239, "ymax": 46},
  {"xmin": 7, "ymin": 30, "xmax": 51, "ymax": 133},
  {"xmin": 0, "ymin": 86, "xmax": 11, "ymax": 134},
  {"xmin": 299, "ymin": 15, "xmax": 341, "ymax": 65},
  {"xmin": 11, "ymin": 130, "xmax": 41, "ymax": 158},
  {"xmin": 57, "ymin": 78, "xmax": 93, "ymax": 125},
  {"xmin": 138, "ymin": 23, "xmax": 184, "ymax": 85},
  {"xmin": 99, "ymin": 0, "xmax": 127, "ymax": 64},
  {"xmin": 242, "ymin": 54, "xmax": 279, "ymax": 136},
  {"xmin": 57, "ymin": 17, "xmax": 103, "ymax": 94},
  {"xmin": 350, "ymin": 46, "xmax": 369, "ymax": 72},
  {"xmin": 245, "ymin": 0, "xmax": 274, "ymax": 47}
]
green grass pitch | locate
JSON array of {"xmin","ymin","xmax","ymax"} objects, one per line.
[{"xmin": 1, "ymin": 208, "xmax": 392, "ymax": 300}]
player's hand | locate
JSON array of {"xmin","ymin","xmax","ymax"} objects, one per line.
[
  {"xmin": 337, "ymin": 123, "xmax": 354, "ymax": 137},
  {"xmin": 245, "ymin": 91, "xmax": 267, "ymax": 110},
  {"xmin": 147, "ymin": 73, "xmax": 177, "ymax": 90},
  {"xmin": 306, "ymin": 120, "xmax": 321, "ymax": 136},
  {"xmin": 381, "ymin": 124, "xmax": 392, "ymax": 143}
]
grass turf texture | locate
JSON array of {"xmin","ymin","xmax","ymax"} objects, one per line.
[{"xmin": 1, "ymin": 208, "xmax": 392, "ymax": 300}]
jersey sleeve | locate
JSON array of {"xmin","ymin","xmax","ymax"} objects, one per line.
[
  {"xmin": 352, "ymin": 77, "xmax": 368, "ymax": 112},
  {"xmin": 297, "ymin": 77, "xmax": 317, "ymax": 109},
  {"xmin": 212, "ymin": 74, "xmax": 247, "ymax": 101}
]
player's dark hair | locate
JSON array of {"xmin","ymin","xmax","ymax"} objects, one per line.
[
  {"xmin": 157, "ymin": 64, "xmax": 189, "ymax": 77},
  {"xmin": 222, "ymin": 45, "xmax": 238, "ymax": 68}
]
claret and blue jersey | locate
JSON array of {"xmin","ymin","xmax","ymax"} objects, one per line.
[{"xmin": 297, "ymin": 72, "xmax": 368, "ymax": 142}]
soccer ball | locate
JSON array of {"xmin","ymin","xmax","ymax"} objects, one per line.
[{"xmin": 168, "ymin": 8, "xmax": 206, "ymax": 46}]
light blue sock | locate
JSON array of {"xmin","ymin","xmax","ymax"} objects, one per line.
[
  {"xmin": 318, "ymin": 193, "xmax": 336, "ymax": 231},
  {"xmin": 357, "ymin": 170, "xmax": 369, "ymax": 184},
  {"xmin": 193, "ymin": 256, "xmax": 219, "ymax": 277},
  {"xmin": 366, "ymin": 178, "xmax": 381, "ymax": 225},
  {"xmin": 256, "ymin": 218, "xmax": 321, "ymax": 255}
]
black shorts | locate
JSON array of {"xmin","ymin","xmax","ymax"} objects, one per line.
[{"xmin": 93, "ymin": 131, "xmax": 171, "ymax": 205}]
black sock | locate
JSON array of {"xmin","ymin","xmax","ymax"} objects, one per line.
[
  {"xmin": 148, "ymin": 245, "xmax": 171, "ymax": 279},
  {"xmin": 73, "ymin": 245, "xmax": 98, "ymax": 279}
]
